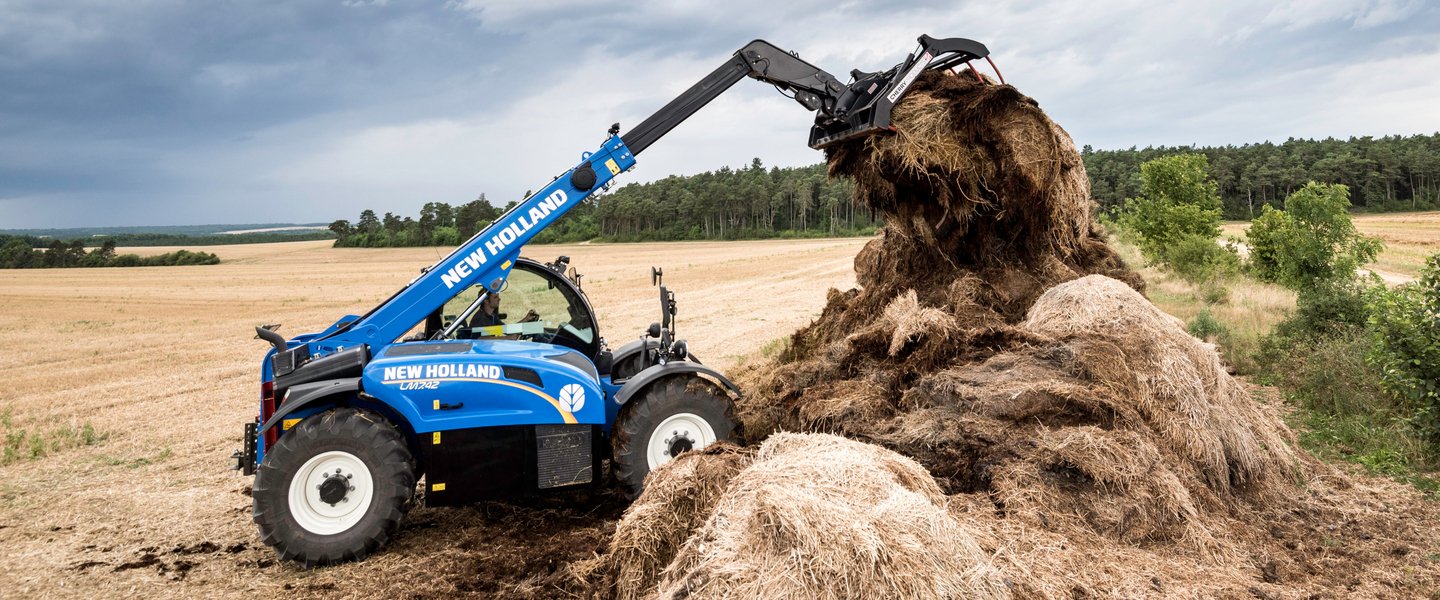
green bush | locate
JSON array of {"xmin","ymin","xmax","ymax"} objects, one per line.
[
  {"xmin": 1187, "ymin": 309, "xmax": 1227, "ymax": 341},
  {"xmin": 1167, "ymin": 233, "xmax": 1240, "ymax": 284},
  {"xmin": 1276, "ymin": 330, "xmax": 1386, "ymax": 415},
  {"xmin": 1198, "ymin": 277, "xmax": 1231, "ymax": 305},
  {"xmin": 1215, "ymin": 328, "xmax": 1263, "ymax": 376},
  {"xmin": 1273, "ymin": 277, "xmax": 1374, "ymax": 341},
  {"xmin": 1260, "ymin": 327, "xmax": 1433, "ymax": 478},
  {"xmin": 1119, "ymin": 154, "xmax": 1223, "ymax": 266},
  {"xmin": 1367, "ymin": 254, "xmax": 1440, "ymax": 446},
  {"xmin": 1247, "ymin": 182, "xmax": 1382, "ymax": 289}
]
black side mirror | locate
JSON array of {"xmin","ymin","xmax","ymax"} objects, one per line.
[{"xmin": 647, "ymin": 322, "xmax": 662, "ymax": 338}]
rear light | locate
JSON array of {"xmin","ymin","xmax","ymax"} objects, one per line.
[{"xmin": 260, "ymin": 380, "xmax": 277, "ymax": 450}]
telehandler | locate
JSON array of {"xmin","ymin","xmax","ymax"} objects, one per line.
[{"xmin": 235, "ymin": 34, "xmax": 991, "ymax": 565}]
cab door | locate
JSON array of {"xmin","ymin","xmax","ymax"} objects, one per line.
[{"xmin": 485, "ymin": 259, "xmax": 601, "ymax": 359}]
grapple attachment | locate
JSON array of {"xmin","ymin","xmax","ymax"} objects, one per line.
[
  {"xmin": 621, "ymin": 34, "xmax": 992, "ymax": 157},
  {"xmin": 808, "ymin": 35, "xmax": 990, "ymax": 149}
]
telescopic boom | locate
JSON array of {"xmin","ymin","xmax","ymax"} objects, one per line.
[{"xmin": 299, "ymin": 34, "xmax": 990, "ymax": 358}]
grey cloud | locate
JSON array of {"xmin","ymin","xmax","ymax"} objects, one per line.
[{"xmin": 0, "ymin": 0, "xmax": 1437, "ymax": 228}]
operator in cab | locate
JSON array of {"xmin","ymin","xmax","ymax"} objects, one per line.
[
  {"xmin": 469, "ymin": 292, "xmax": 504, "ymax": 328},
  {"xmin": 467, "ymin": 292, "xmax": 539, "ymax": 331}
]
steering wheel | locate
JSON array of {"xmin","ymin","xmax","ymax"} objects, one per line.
[{"xmin": 539, "ymin": 321, "xmax": 578, "ymax": 344}]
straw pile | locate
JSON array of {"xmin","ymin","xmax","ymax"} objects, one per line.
[
  {"xmin": 729, "ymin": 70, "xmax": 1300, "ymax": 549},
  {"xmin": 584, "ymin": 69, "xmax": 1440, "ymax": 599},
  {"xmin": 604, "ymin": 433, "xmax": 1009, "ymax": 600}
]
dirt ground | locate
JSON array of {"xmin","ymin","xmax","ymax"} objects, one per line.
[{"xmin": 0, "ymin": 238, "xmax": 864, "ymax": 598}]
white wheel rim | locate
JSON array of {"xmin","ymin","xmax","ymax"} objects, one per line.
[
  {"xmin": 646, "ymin": 413, "xmax": 717, "ymax": 470},
  {"xmin": 287, "ymin": 451, "xmax": 374, "ymax": 535}
]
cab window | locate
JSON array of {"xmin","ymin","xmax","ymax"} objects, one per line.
[{"xmin": 422, "ymin": 263, "xmax": 597, "ymax": 357}]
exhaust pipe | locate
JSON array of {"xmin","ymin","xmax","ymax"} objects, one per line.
[{"xmin": 255, "ymin": 325, "xmax": 286, "ymax": 353}]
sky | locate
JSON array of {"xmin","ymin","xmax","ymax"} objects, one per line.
[{"xmin": 2, "ymin": 0, "xmax": 1438, "ymax": 228}]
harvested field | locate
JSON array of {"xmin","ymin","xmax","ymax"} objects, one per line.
[{"xmin": 0, "ymin": 237, "xmax": 864, "ymax": 598}]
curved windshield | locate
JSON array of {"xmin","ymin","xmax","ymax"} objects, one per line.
[{"xmin": 437, "ymin": 263, "xmax": 597, "ymax": 356}]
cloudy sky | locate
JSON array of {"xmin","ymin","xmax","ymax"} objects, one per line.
[{"xmin": 2, "ymin": 0, "xmax": 1437, "ymax": 228}]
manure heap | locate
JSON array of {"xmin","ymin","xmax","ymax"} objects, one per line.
[{"xmin": 597, "ymin": 71, "xmax": 1440, "ymax": 599}]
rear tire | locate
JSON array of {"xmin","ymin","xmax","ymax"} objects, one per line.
[
  {"xmin": 612, "ymin": 377, "xmax": 738, "ymax": 497},
  {"xmin": 252, "ymin": 408, "xmax": 414, "ymax": 567}
]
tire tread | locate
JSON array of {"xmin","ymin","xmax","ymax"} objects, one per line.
[{"xmin": 252, "ymin": 408, "xmax": 414, "ymax": 567}]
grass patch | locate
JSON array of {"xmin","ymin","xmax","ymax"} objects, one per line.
[
  {"xmin": 1, "ymin": 412, "xmax": 110, "ymax": 466},
  {"xmin": 99, "ymin": 447, "xmax": 173, "ymax": 470},
  {"xmin": 736, "ymin": 336, "xmax": 794, "ymax": 368},
  {"xmin": 759, "ymin": 337, "xmax": 792, "ymax": 359},
  {"xmin": 1290, "ymin": 408, "xmax": 1440, "ymax": 495},
  {"xmin": 1267, "ymin": 329, "xmax": 1440, "ymax": 496}
]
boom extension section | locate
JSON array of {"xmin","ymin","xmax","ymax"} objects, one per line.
[{"xmin": 622, "ymin": 34, "xmax": 990, "ymax": 155}]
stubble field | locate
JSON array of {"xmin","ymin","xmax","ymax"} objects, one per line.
[{"xmin": 0, "ymin": 238, "xmax": 865, "ymax": 598}]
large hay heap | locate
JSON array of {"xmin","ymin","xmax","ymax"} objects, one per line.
[
  {"xmin": 592, "ymin": 71, "xmax": 1440, "ymax": 599},
  {"xmin": 736, "ymin": 71, "xmax": 1300, "ymax": 542}
]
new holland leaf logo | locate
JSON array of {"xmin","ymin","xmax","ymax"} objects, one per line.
[{"xmin": 559, "ymin": 384, "xmax": 585, "ymax": 413}]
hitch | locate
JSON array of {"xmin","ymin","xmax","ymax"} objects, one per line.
[{"xmin": 231, "ymin": 421, "xmax": 257, "ymax": 476}]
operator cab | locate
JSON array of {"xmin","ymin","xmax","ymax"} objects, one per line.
[{"xmin": 415, "ymin": 257, "xmax": 600, "ymax": 359}]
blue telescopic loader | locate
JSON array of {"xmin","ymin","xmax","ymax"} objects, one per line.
[{"xmin": 234, "ymin": 34, "xmax": 990, "ymax": 565}]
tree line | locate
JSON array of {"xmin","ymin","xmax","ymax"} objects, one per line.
[
  {"xmin": 0, "ymin": 237, "xmax": 219, "ymax": 268},
  {"xmin": 0, "ymin": 231, "xmax": 332, "ymax": 248},
  {"xmin": 327, "ymin": 194, "xmax": 520, "ymax": 248},
  {"xmin": 327, "ymin": 134, "xmax": 1440, "ymax": 248},
  {"xmin": 75, "ymin": 231, "xmax": 334, "ymax": 246},
  {"xmin": 328, "ymin": 159, "xmax": 877, "ymax": 247},
  {"xmin": 593, "ymin": 159, "xmax": 873, "ymax": 241},
  {"xmin": 1084, "ymin": 133, "xmax": 1440, "ymax": 219}
]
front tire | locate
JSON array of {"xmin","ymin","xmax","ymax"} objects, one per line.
[
  {"xmin": 612, "ymin": 377, "xmax": 739, "ymax": 496},
  {"xmin": 252, "ymin": 408, "xmax": 415, "ymax": 566}
]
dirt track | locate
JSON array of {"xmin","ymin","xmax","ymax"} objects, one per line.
[{"xmin": 0, "ymin": 238, "xmax": 865, "ymax": 598}]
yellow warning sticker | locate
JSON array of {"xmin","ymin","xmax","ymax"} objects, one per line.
[
  {"xmin": 432, "ymin": 483, "xmax": 446, "ymax": 492},
  {"xmin": 500, "ymin": 260, "xmax": 512, "ymax": 270},
  {"xmin": 281, "ymin": 418, "xmax": 301, "ymax": 431},
  {"xmin": 604, "ymin": 158, "xmax": 621, "ymax": 175},
  {"xmin": 432, "ymin": 431, "xmax": 441, "ymax": 445},
  {"xmin": 433, "ymin": 399, "xmax": 440, "ymax": 410}
]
